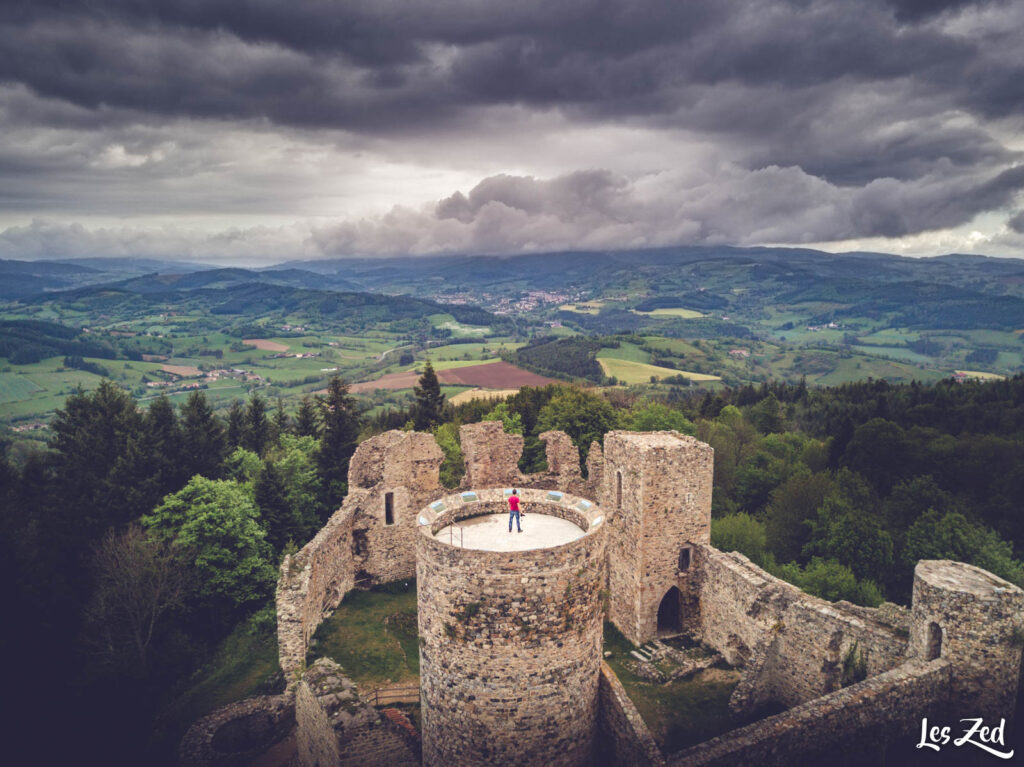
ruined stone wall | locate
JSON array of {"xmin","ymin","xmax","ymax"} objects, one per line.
[
  {"xmin": 277, "ymin": 506, "xmax": 357, "ymax": 677},
  {"xmin": 276, "ymin": 431, "xmax": 442, "ymax": 676},
  {"xmin": 295, "ymin": 658, "xmax": 419, "ymax": 767},
  {"xmin": 602, "ymin": 431, "xmax": 713, "ymax": 644},
  {"xmin": 597, "ymin": 662, "xmax": 665, "ymax": 767},
  {"xmin": 416, "ymin": 489, "xmax": 607, "ymax": 767},
  {"xmin": 179, "ymin": 694, "xmax": 295, "ymax": 767},
  {"xmin": 539, "ymin": 429, "xmax": 583, "ymax": 488},
  {"xmin": 349, "ymin": 431, "xmax": 444, "ymax": 585},
  {"xmin": 696, "ymin": 545, "xmax": 908, "ymax": 710},
  {"xmin": 667, "ymin": 659, "xmax": 952, "ymax": 767},
  {"xmin": 460, "ymin": 420, "xmax": 525, "ymax": 487},
  {"xmin": 694, "ymin": 546, "xmax": 802, "ymax": 665},
  {"xmin": 729, "ymin": 598, "xmax": 909, "ymax": 715},
  {"xmin": 909, "ymin": 560, "xmax": 1024, "ymax": 718}
]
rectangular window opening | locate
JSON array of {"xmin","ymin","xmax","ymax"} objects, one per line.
[
  {"xmin": 679, "ymin": 546, "xmax": 691, "ymax": 572},
  {"xmin": 385, "ymin": 492, "xmax": 395, "ymax": 525}
]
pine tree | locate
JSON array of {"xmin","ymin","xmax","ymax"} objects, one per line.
[
  {"xmin": 244, "ymin": 392, "xmax": 270, "ymax": 456},
  {"xmin": 180, "ymin": 390, "xmax": 226, "ymax": 479},
  {"xmin": 413, "ymin": 361, "xmax": 445, "ymax": 431},
  {"xmin": 254, "ymin": 461, "xmax": 294, "ymax": 552},
  {"xmin": 50, "ymin": 380, "xmax": 145, "ymax": 537},
  {"xmin": 273, "ymin": 397, "xmax": 290, "ymax": 439},
  {"xmin": 317, "ymin": 376, "xmax": 360, "ymax": 506},
  {"xmin": 144, "ymin": 395, "xmax": 188, "ymax": 496},
  {"xmin": 225, "ymin": 400, "xmax": 246, "ymax": 450},
  {"xmin": 295, "ymin": 396, "xmax": 320, "ymax": 437}
]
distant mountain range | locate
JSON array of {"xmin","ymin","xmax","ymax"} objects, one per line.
[{"xmin": 5, "ymin": 247, "xmax": 1024, "ymax": 333}]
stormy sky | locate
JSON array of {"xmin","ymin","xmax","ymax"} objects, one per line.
[{"xmin": 1, "ymin": 0, "xmax": 1023, "ymax": 263}]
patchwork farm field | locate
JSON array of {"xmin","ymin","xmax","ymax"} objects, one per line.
[
  {"xmin": 449, "ymin": 388, "xmax": 522, "ymax": 405},
  {"xmin": 350, "ymin": 361, "xmax": 556, "ymax": 392},
  {"xmin": 597, "ymin": 357, "xmax": 721, "ymax": 383},
  {"xmin": 632, "ymin": 308, "xmax": 704, "ymax": 319}
]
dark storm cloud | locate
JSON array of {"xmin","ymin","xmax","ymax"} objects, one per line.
[
  {"xmin": 4, "ymin": 0, "xmax": 1023, "ymax": 131},
  {"xmin": 885, "ymin": 0, "xmax": 1001, "ymax": 22},
  {"xmin": 1, "ymin": 0, "xmax": 1023, "ymax": 258}
]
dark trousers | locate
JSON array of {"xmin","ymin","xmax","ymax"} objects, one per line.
[{"xmin": 509, "ymin": 510, "xmax": 521, "ymax": 531}]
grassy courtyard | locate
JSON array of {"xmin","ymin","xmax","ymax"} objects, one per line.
[
  {"xmin": 307, "ymin": 580, "xmax": 420, "ymax": 689},
  {"xmin": 602, "ymin": 623, "xmax": 740, "ymax": 754}
]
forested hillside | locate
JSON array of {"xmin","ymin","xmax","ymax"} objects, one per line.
[{"xmin": 3, "ymin": 368, "xmax": 1024, "ymax": 764}]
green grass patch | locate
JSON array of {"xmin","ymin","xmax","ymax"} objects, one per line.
[
  {"xmin": 603, "ymin": 623, "xmax": 739, "ymax": 753},
  {"xmin": 0, "ymin": 374, "xmax": 44, "ymax": 403},
  {"xmin": 632, "ymin": 308, "xmax": 705, "ymax": 319},
  {"xmin": 426, "ymin": 342, "xmax": 525, "ymax": 361},
  {"xmin": 308, "ymin": 581, "xmax": 420, "ymax": 688},
  {"xmin": 597, "ymin": 342, "xmax": 651, "ymax": 363},
  {"xmin": 641, "ymin": 337, "xmax": 703, "ymax": 357},
  {"xmin": 851, "ymin": 346, "xmax": 936, "ymax": 365}
]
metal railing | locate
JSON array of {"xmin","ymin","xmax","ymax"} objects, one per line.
[{"xmin": 447, "ymin": 520, "xmax": 464, "ymax": 548}]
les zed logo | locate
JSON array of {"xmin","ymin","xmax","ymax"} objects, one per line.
[{"xmin": 917, "ymin": 717, "xmax": 1014, "ymax": 759}]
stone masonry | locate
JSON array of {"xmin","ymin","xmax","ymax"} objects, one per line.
[
  {"xmin": 186, "ymin": 423, "xmax": 1024, "ymax": 767},
  {"xmin": 909, "ymin": 559, "xmax": 1024, "ymax": 717},
  {"xmin": 602, "ymin": 431, "xmax": 713, "ymax": 645},
  {"xmin": 295, "ymin": 658, "xmax": 419, "ymax": 767},
  {"xmin": 459, "ymin": 420, "xmax": 525, "ymax": 488},
  {"xmin": 416, "ymin": 489, "xmax": 607, "ymax": 767}
]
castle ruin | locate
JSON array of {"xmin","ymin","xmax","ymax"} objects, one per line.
[{"xmin": 181, "ymin": 423, "xmax": 1024, "ymax": 767}]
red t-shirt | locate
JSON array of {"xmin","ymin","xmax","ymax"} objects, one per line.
[{"xmin": 508, "ymin": 495, "xmax": 520, "ymax": 512}]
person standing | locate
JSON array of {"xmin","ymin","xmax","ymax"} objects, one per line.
[{"xmin": 508, "ymin": 489, "xmax": 523, "ymax": 533}]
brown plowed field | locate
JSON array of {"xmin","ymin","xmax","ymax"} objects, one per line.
[
  {"xmin": 349, "ymin": 371, "xmax": 420, "ymax": 392},
  {"xmin": 439, "ymin": 361, "xmax": 556, "ymax": 388},
  {"xmin": 244, "ymin": 339, "xmax": 289, "ymax": 351},
  {"xmin": 161, "ymin": 364, "xmax": 202, "ymax": 377},
  {"xmin": 349, "ymin": 362, "xmax": 557, "ymax": 392}
]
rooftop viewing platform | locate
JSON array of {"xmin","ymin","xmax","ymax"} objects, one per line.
[
  {"xmin": 418, "ymin": 487, "xmax": 604, "ymax": 553},
  {"xmin": 435, "ymin": 511, "xmax": 585, "ymax": 551}
]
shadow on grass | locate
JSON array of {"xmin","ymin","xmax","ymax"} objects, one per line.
[{"xmin": 603, "ymin": 622, "xmax": 740, "ymax": 754}]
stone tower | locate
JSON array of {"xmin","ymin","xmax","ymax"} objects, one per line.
[
  {"xmin": 602, "ymin": 431, "xmax": 713, "ymax": 645},
  {"xmin": 415, "ymin": 489, "xmax": 607, "ymax": 767},
  {"xmin": 910, "ymin": 560, "xmax": 1024, "ymax": 718}
]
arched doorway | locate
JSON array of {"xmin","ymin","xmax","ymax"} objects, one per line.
[{"xmin": 657, "ymin": 587, "xmax": 682, "ymax": 634}]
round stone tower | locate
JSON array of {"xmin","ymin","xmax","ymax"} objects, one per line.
[
  {"xmin": 910, "ymin": 560, "xmax": 1024, "ymax": 718},
  {"xmin": 415, "ymin": 487, "xmax": 607, "ymax": 767}
]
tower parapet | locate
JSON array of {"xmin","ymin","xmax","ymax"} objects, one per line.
[
  {"xmin": 416, "ymin": 488, "xmax": 607, "ymax": 767},
  {"xmin": 909, "ymin": 560, "xmax": 1024, "ymax": 717}
]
